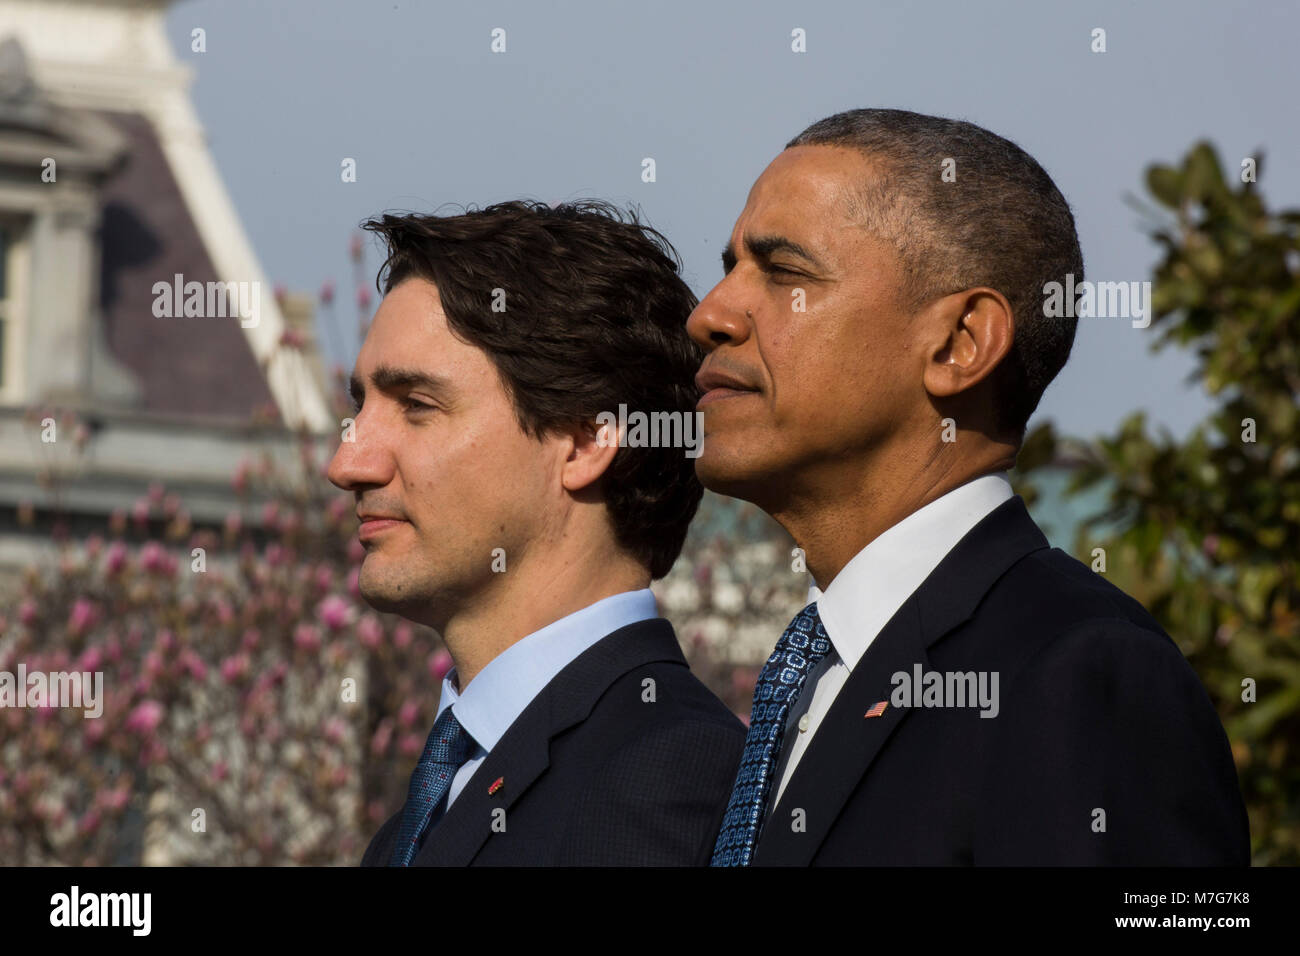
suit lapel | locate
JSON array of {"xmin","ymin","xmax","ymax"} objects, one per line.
[
  {"xmin": 754, "ymin": 495, "xmax": 1049, "ymax": 865},
  {"xmin": 412, "ymin": 618, "xmax": 687, "ymax": 866}
]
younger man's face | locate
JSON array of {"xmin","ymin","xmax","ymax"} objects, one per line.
[{"xmin": 327, "ymin": 277, "xmax": 565, "ymax": 628}]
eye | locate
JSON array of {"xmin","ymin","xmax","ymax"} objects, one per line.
[
  {"xmin": 403, "ymin": 398, "xmax": 435, "ymax": 412},
  {"xmin": 768, "ymin": 265, "xmax": 804, "ymax": 279}
]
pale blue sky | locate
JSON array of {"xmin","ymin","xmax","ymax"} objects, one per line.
[{"xmin": 166, "ymin": 0, "xmax": 1300, "ymax": 442}]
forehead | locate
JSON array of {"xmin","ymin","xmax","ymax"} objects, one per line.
[
  {"xmin": 354, "ymin": 277, "xmax": 489, "ymax": 382},
  {"xmin": 733, "ymin": 145, "xmax": 873, "ymax": 250}
]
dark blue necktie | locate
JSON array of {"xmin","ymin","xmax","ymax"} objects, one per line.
[
  {"xmin": 711, "ymin": 601, "xmax": 832, "ymax": 866},
  {"xmin": 389, "ymin": 707, "xmax": 474, "ymax": 867}
]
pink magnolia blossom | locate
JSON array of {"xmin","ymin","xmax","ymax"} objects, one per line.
[
  {"xmin": 125, "ymin": 700, "xmax": 165, "ymax": 734},
  {"xmin": 323, "ymin": 717, "xmax": 346, "ymax": 745},
  {"xmin": 294, "ymin": 624, "xmax": 321, "ymax": 652},
  {"xmin": 139, "ymin": 541, "xmax": 168, "ymax": 574},
  {"xmin": 128, "ymin": 500, "xmax": 149, "ymax": 528},
  {"xmin": 219, "ymin": 654, "xmax": 249, "ymax": 684},
  {"xmin": 318, "ymin": 594, "xmax": 351, "ymax": 631},
  {"xmin": 104, "ymin": 540, "xmax": 129, "ymax": 575},
  {"xmin": 428, "ymin": 648, "xmax": 452, "ymax": 681},
  {"xmin": 398, "ymin": 699, "xmax": 420, "ymax": 727},
  {"xmin": 357, "ymin": 615, "xmax": 383, "ymax": 650},
  {"xmin": 77, "ymin": 646, "xmax": 104, "ymax": 672},
  {"xmin": 67, "ymin": 598, "xmax": 98, "ymax": 636},
  {"xmin": 370, "ymin": 720, "xmax": 392, "ymax": 755},
  {"xmin": 393, "ymin": 623, "xmax": 413, "ymax": 650},
  {"xmin": 101, "ymin": 786, "xmax": 130, "ymax": 812}
]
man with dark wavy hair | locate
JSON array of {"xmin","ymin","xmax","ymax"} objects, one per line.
[
  {"xmin": 693, "ymin": 109, "xmax": 1249, "ymax": 866},
  {"xmin": 330, "ymin": 200, "xmax": 743, "ymax": 866}
]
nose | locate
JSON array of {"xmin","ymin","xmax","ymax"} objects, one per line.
[
  {"xmin": 686, "ymin": 279, "xmax": 754, "ymax": 352},
  {"xmin": 325, "ymin": 410, "xmax": 393, "ymax": 493}
]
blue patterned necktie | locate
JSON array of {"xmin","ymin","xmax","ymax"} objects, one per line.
[
  {"xmin": 389, "ymin": 706, "xmax": 474, "ymax": 867},
  {"xmin": 711, "ymin": 601, "xmax": 833, "ymax": 866}
]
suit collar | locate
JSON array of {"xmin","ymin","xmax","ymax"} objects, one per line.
[
  {"xmin": 755, "ymin": 494, "xmax": 1049, "ymax": 865},
  {"xmin": 412, "ymin": 617, "xmax": 686, "ymax": 865},
  {"xmin": 815, "ymin": 472, "xmax": 1014, "ymax": 670}
]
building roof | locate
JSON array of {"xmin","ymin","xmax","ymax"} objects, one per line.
[{"xmin": 96, "ymin": 108, "xmax": 280, "ymax": 421}]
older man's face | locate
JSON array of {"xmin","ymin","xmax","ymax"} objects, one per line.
[{"xmin": 686, "ymin": 145, "xmax": 923, "ymax": 505}]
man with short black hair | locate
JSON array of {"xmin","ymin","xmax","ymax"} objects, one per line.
[
  {"xmin": 331, "ymin": 200, "xmax": 743, "ymax": 866},
  {"xmin": 693, "ymin": 109, "xmax": 1249, "ymax": 866}
]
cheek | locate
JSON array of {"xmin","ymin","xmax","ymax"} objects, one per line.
[{"xmin": 408, "ymin": 427, "xmax": 553, "ymax": 527}]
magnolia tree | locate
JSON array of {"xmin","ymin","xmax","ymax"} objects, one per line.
[{"xmin": 0, "ymin": 418, "xmax": 453, "ymax": 865}]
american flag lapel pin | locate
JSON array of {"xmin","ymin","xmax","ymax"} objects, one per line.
[
  {"xmin": 487, "ymin": 776, "xmax": 504, "ymax": 796},
  {"xmin": 864, "ymin": 700, "xmax": 888, "ymax": 719}
]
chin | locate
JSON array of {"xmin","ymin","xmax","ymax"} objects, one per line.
[
  {"xmin": 358, "ymin": 564, "xmax": 421, "ymax": 615},
  {"xmin": 694, "ymin": 447, "xmax": 777, "ymax": 503}
]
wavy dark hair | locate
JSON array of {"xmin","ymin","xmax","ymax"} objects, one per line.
[{"xmin": 362, "ymin": 199, "xmax": 703, "ymax": 580}]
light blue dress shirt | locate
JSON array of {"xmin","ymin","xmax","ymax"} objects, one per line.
[{"xmin": 428, "ymin": 587, "xmax": 659, "ymax": 821}]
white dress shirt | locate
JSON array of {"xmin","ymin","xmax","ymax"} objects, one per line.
[{"xmin": 768, "ymin": 472, "xmax": 1014, "ymax": 811}]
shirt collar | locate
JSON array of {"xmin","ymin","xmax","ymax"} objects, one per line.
[
  {"xmin": 435, "ymin": 588, "xmax": 658, "ymax": 752},
  {"xmin": 808, "ymin": 472, "xmax": 1014, "ymax": 670}
]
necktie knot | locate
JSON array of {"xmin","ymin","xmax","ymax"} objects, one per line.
[
  {"xmin": 389, "ymin": 706, "xmax": 474, "ymax": 866},
  {"xmin": 711, "ymin": 601, "xmax": 832, "ymax": 866}
]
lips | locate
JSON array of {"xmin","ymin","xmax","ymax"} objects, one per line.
[
  {"xmin": 357, "ymin": 511, "xmax": 408, "ymax": 543},
  {"xmin": 695, "ymin": 365, "xmax": 760, "ymax": 407}
]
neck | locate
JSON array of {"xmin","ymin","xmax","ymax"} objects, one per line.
[
  {"xmin": 441, "ymin": 536, "xmax": 650, "ymax": 688},
  {"xmin": 770, "ymin": 437, "xmax": 1016, "ymax": 589}
]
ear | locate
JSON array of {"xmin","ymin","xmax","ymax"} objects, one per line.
[
  {"xmin": 560, "ymin": 414, "xmax": 622, "ymax": 494},
  {"xmin": 922, "ymin": 288, "xmax": 1014, "ymax": 399}
]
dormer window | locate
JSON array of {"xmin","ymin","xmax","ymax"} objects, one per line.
[{"xmin": 0, "ymin": 216, "xmax": 27, "ymax": 405}]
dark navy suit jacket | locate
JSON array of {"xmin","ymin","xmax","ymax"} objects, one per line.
[
  {"xmin": 753, "ymin": 495, "xmax": 1251, "ymax": 865},
  {"xmin": 362, "ymin": 618, "xmax": 745, "ymax": 866}
]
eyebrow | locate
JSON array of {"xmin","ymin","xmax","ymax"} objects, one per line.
[
  {"xmin": 721, "ymin": 233, "xmax": 827, "ymax": 274},
  {"xmin": 349, "ymin": 364, "xmax": 454, "ymax": 407}
]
